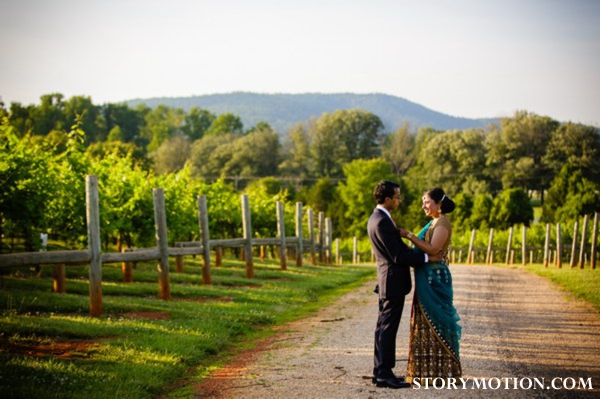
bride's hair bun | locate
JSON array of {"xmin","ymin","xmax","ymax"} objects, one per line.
[{"xmin": 427, "ymin": 187, "xmax": 455, "ymax": 214}]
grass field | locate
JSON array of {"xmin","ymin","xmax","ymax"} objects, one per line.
[{"xmin": 0, "ymin": 255, "xmax": 376, "ymax": 399}]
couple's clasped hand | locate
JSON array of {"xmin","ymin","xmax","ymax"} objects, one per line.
[
  {"xmin": 398, "ymin": 227, "xmax": 445, "ymax": 262},
  {"xmin": 398, "ymin": 227, "xmax": 412, "ymax": 239}
]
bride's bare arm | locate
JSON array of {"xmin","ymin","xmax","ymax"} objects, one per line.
[{"xmin": 399, "ymin": 226, "xmax": 449, "ymax": 256}]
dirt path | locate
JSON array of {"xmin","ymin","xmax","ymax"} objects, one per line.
[{"xmin": 192, "ymin": 265, "xmax": 600, "ymax": 398}]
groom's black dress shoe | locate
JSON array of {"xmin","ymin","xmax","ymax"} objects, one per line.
[
  {"xmin": 376, "ymin": 377, "xmax": 411, "ymax": 389},
  {"xmin": 371, "ymin": 376, "xmax": 405, "ymax": 384}
]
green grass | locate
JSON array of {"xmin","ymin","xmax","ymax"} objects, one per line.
[{"xmin": 0, "ymin": 256, "xmax": 375, "ymax": 399}]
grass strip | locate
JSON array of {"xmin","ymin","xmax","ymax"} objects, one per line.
[{"xmin": 0, "ymin": 257, "xmax": 375, "ymax": 399}]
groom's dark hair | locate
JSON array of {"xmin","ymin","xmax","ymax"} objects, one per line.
[{"xmin": 373, "ymin": 180, "xmax": 400, "ymax": 204}]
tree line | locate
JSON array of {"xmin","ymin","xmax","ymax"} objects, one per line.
[{"xmin": 1, "ymin": 94, "xmax": 599, "ymax": 250}]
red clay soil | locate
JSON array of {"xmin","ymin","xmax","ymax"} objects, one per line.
[
  {"xmin": 0, "ymin": 338, "xmax": 100, "ymax": 359},
  {"xmin": 0, "ymin": 311, "xmax": 171, "ymax": 359},
  {"xmin": 191, "ymin": 331, "xmax": 287, "ymax": 398}
]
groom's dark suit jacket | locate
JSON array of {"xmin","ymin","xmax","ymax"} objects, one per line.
[{"xmin": 367, "ymin": 208, "xmax": 426, "ymax": 298}]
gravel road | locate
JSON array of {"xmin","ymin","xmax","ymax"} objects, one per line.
[{"xmin": 193, "ymin": 265, "xmax": 600, "ymax": 398}]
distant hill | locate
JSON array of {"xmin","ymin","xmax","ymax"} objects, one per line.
[{"xmin": 126, "ymin": 92, "xmax": 498, "ymax": 136}]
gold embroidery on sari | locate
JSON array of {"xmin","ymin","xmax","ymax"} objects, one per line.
[{"xmin": 406, "ymin": 296, "xmax": 462, "ymax": 382}]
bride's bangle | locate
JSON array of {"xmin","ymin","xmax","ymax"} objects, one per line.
[{"xmin": 407, "ymin": 232, "xmax": 414, "ymax": 239}]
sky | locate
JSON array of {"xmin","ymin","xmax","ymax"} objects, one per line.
[{"xmin": 1, "ymin": 0, "xmax": 599, "ymax": 125}]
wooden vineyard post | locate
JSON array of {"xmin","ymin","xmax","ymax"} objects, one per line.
[
  {"xmin": 592, "ymin": 213, "xmax": 598, "ymax": 269},
  {"xmin": 241, "ymin": 194, "xmax": 254, "ymax": 278},
  {"xmin": 215, "ymin": 247, "xmax": 222, "ymax": 267},
  {"xmin": 325, "ymin": 218, "xmax": 332, "ymax": 263},
  {"xmin": 570, "ymin": 221, "xmax": 579, "ymax": 268},
  {"xmin": 486, "ymin": 228, "xmax": 494, "ymax": 264},
  {"xmin": 153, "ymin": 188, "xmax": 171, "ymax": 300},
  {"xmin": 505, "ymin": 226, "xmax": 514, "ymax": 265},
  {"xmin": 468, "ymin": 229, "xmax": 476, "ymax": 264},
  {"xmin": 556, "ymin": 223, "xmax": 562, "ymax": 268},
  {"xmin": 198, "ymin": 195, "xmax": 212, "ymax": 284},
  {"xmin": 175, "ymin": 256, "xmax": 184, "ymax": 273},
  {"xmin": 86, "ymin": 175, "xmax": 103, "ymax": 316},
  {"xmin": 307, "ymin": 208, "xmax": 317, "ymax": 265},
  {"xmin": 543, "ymin": 223, "xmax": 551, "ymax": 268},
  {"xmin": 522, "ymin": 225, "xmax": 527, "ymax": 265},
  {"xmin": 276, "ymin": 201, "xmax": 287, "ymax": 270},
  {"xmin": 295, "ymin": 202, "xmax": 303, "ymax": 267},
  {"xmin": 122, "ymin": 260, "xmax": 133, "ymax": 282},
  {"xmin": 530, "ymin": 251, "xmax": 534, "ymax": 265},
  {"xmin": 318, "ymin": 212, "xmax": 325, "ymax": 263},
  {"xmin": 579, "ymin": 214, "xmax": 589, "ymax": 269},
  {"xmin": 53, "ymin": 264, "xmax": 65, "ymax": 293}
]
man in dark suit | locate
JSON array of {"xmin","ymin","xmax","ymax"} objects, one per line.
[{"xmin": 367, "ymin": 180, "xmax": 436, "ymax": 389}]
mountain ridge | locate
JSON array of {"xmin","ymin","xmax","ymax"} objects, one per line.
[{"xmin": 126, "ymin": 92, "xmax": 499, "ymax": 135}]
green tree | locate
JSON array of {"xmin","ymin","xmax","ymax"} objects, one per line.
[
  {"xmin": 6, "ymin": 102, "xmax": 35, "ymax": 137},
  {"xmin": 543, "ymin": 122, "xmax": 600, "ymax": 184},
  {"xmin": 31, "ymin": 93, "xmax": 67, "ymax": 135},
  {"xmin": 64, "ymin": 96, "xmax": 102, "ymax": 143},
  {"xmin": 309, "ymin": 110, "xmax": 383, "ymax": 177},
  {"xmin": 221, "ymin": 127, "xmax": 281, "ymax": 179},
  {"xmin": 486, "ymin": 111, "xmax": 559, "ymax": 199},
  {"xmin": 542, "ymin": 165, "xmax": 600, "ymax": 222},
  {"xmin": 306, "ymin": 178, "xmax": 337, "ymax": 215},
  {"xmin": 279, "ymin": 122, "xmax": 312, "ymax": 179},
  {"xmin": 490, "ymin": 188, "xmax": 534, "ymax": 229},
  {"xmin": 334, "ymin": 109, "xmax": 383, "ymax": 160},
  {"xmin": 410, "ymin": 128, "xmax": 488, "ymax": 195},
  {"xmin": 107, "ymin": 125, "xmax": 124, "ymax": 142},
  {"xmin": 338, "ymin": 158, "xmax": 395, "ymax": 237},
  {"xmin": 181, "ymin": 107, "xmax": 215, "ymax": 141},
  {"xmin": 187, "ymin": 134, "xmax": 238, "ymax": 179},
  {"xmin": 139, "ymin": 104, "xmax": 185, "ymax": 152},
  {"xmin": 150, "ymin": 135, "xmax": 191, "ymax": 175},
  {"xmin": 452, "ymin": 192, "xmax": 474, "ymax": 232},
  {"xmin": 101, "ymin": 102, "xmax": 142, "ymax": 144},
  {"xmin": 382, "ymin": 123, "xmax": 415, "ymax": 175},
  {"xmin": 469, "ymin": 194, "xmax": 493, "ymax": 229},
  {"xmin": 205, "ymin": 113, "xmax": 244, "ymax": 136},
  {"xmin": 404, "ymin": 126, "xmax": 444, "ymax": 194},
  {"xmin": 246, "ymin": 121, "xmax": 273, "ymax": 134}
]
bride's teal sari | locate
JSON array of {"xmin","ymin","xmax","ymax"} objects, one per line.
[{"xmin": 412, "ymin": 221, "xmax": 461, "ymax": 359}]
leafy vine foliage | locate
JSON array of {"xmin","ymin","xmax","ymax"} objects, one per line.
[{"xmin": 1, "ymin": 96, "xmax": 599, "ymax": 252}]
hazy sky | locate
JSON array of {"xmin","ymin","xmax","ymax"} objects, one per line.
[{"xmin": 1, "ymin": 0, "xmax": 599, "ymax": 125}]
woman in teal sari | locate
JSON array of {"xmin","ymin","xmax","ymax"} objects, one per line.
[{"xmin": 399, "ymin": 187, "xmax": 462, "ymax": 382}]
